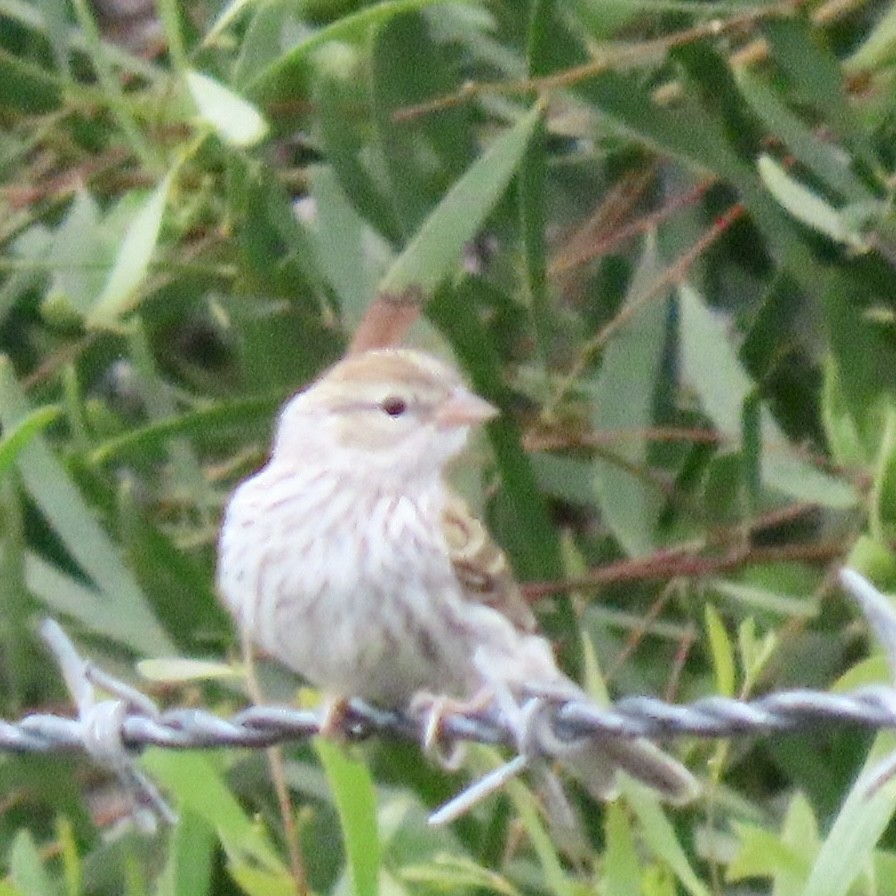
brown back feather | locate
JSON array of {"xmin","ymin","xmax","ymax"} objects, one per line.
[{"xmin": 441, "ymin": 491, "xmax": 536, "ymax": 633}]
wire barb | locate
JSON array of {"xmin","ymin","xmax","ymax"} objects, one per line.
[
  {"xmin": 17, "ymin": 569, "xmax": 896, "ymax": 828},
  {"xmin": 39, "ymin": 619, "xmax": 177, "ymax": 830}
]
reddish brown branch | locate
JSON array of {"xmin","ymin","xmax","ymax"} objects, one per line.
[{"xmin": 522, "ymin": 538, "xmax": 849, "ymax": 599}]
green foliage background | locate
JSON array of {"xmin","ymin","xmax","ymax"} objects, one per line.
[{"xmin": 2, "ymin": 0, "xmax": 896, "ymax": 892}]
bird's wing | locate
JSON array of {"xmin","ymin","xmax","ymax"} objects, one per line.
[{"xmin": 442, "ymin": 491, "xmax": 537, "ymax": 634}]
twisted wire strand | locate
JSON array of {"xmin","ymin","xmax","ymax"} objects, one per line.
[
  {"xmin": 13, "ymin": 568, "xmax": 896, "ymax": 826},
  {"xmin": 7, "ymin": 684, "xmax": 896, "ymax": 759}
]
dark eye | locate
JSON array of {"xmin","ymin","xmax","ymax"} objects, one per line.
[{"xmin": 380, "ymin": 396, "xmax": 407, "ymax": 417}]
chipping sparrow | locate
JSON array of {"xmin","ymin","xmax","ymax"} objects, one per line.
[{"xmin": 217, "ymin": 348, "xmax": 698, "ymax": 802}]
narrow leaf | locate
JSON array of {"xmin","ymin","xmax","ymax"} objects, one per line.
[
  {"xmin": 9, "ymin": 830, "xmax": 54, "ymax": 896},
  {"xmin": 758, "ymin": 155, "xmax": 867, "ymax": 250},
  {"xmin": 803, "ymin": 735, "xmax": 896, "ymax": 896},
  {"xmin": 316, "ymin": 739, "xmax": 380, "ymax": 896},
  {"xmin": 249, "ymin": 0, "xmax": 453, "ymax": 98},
  {"xmin": 143, "ymin": 751, "xmax": 285, "ymax": 872},
  {"xmin": 603, "ymin": 803, "xmax": 642, "ymax": 896},
  {"xmin": 163, "ymin": 811, "xmax": 216, "ymax": 896},
  {"xmin": 87, "ymin": 171, "xmax": 174, "ymax": 328},
  {"xmin": 705, "ymin": 604, "xmax": 735, "ymax": 698},
  {"xmin": 137, "ymin": 657, "xmax": 242, "ymax": 683},
  {"xmin": 845, "ymin": 2, "xmax": 896, "ymax": 73},
  {"xmin": 0, "ymin": 405, "xmax": 60, "ymax": 478},
  {"xmin": 505, "ymin": 776, "xmax": 576, "ymax": 896},
  {"xmin": 678, "ymin": 285, "xmax": 857, "ymax": 508},
  {"xmin": 592, "ymin": 234, "xmax": 669, "ymax": 556},
  {"xmin": 379, "ymin": 103, "xmax": 542, "ymax": 297},
  {"xmin": 186, "ymin": 70, "xmax": 269, "ymax": 146},
  {"xmin": 737, "ymin": 72, "xmax": 871, "ymax": 203},
  {"xmin": 0, "ymin": 358, "xmax": 173, "ymax": 655},
  {"xmin": 625, "ymin": 786, "xmax": 709, "ymax": 896}
]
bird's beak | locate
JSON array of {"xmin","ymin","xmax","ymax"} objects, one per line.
[{"xmin": 435, "ymin": 389, "xmax": 499, "ymax": 429}]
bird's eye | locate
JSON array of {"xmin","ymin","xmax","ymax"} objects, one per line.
[{"xmin": 380, "ymin": 396, "xmax": 408, "ymax": 417}]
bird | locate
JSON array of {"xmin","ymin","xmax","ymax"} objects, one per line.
[{"xmin": 216, "ymin": 347, "xmax": 698, "ymax": 803}]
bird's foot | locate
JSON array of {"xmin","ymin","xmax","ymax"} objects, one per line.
[{"xmin": 410, "ymin": 689, "xmax": 494, "ymax": 770}]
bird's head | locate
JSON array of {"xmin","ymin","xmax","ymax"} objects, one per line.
[{"xmin": 271, "ymin": 349, "xmax": 498, "ymax": 484}]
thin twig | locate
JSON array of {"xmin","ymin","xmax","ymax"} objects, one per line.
[{"xmin": 241, "ymin": 632, "xmax": 308, "ymax": 896}]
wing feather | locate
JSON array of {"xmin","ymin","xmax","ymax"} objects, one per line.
[{"xmin": 441, "ymin": 491, "xmax": 536, "ymax": 633}]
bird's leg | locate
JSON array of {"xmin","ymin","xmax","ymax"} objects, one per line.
[{"xmin": 317, "ymin": 696, "xmax": 353, "ymax": 740}]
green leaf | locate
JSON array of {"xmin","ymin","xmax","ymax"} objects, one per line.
[
  {"xmin": 625, "ymin": 785, "xmax": 709, "ymax": 896},
  {"xmin": 0, "ymin": 37, "xmax": 62, "ymax": 112},
  {"xmin": 580, "ymin": 66, "xmax": 822, "ymax": 293},
  {"xmin": 314, "ymin": 738, "xmax": 380, "ymax": 896},
  {"xmin": 143, "ymin": 751, "xmax": 285, "ymax": 873},
  {"xmin": 54, "ymin": 816, "xmax": 81, "ymax": 896},
  {"xmin": 87, "ymin": 171, "xmax": 175, "ymax": 329},
  {"xmin": 727, "ymin": 820, "xmax": 807, "ymax": 883},
  {"xmin": 757, "ymin": 155, "xmax": 869, "ymax": 250},
  {"xmin": 316, "ymin": 739, "xmax": 380, "ymax": 896},
  {"xmin": 737, "ymin": 618, "xmax": 777, "ymax": 691},
  {"xmin": 762, "ymin": 18, "xmax": 863, "ymax": 151},
  {"xmin": 229, "ymin": 867, "xmax": 296, "ymax": 896},
  {"xmin": 42, "ymin": 190, "xmax": 107, "ymax": 321},
  {"xmin": 710, "ymin": 579, "xmax": 817, "ymax": 618},
  {"xmin": 314, "ymin": 47, "xmax": 402, "ymax": 244},
  {"xmin": 379, "ymin": 103, "xmax": 542, "ymax": 297},
  {"xmin": 87, "ymin": 394, "xmax": 278, "ymax": 465},
  {"xmin": 592, "ymin": 234, "xmax": 669, "ymax": 556},
  {"xmin": 822, "ymin": 280, "xmax": 896, "ymax": 461},
  {"xmin": 518, "ymin": 115, "xmax": 551, "ymax": 362},
  {"xmin": 401, "ymin": 856, "xmax": 521, "ymax": 896},
  {"xmin": 776, "ymin": 793, "xmax": 818, "ymax": 896},
  {"xmin": 0, "ymin": 404, "xmax": 60, "ymax": 478},
  {"xmin": 603, "ymin": 803, "xmax": 642, "ymax": 896},
  {"xmin": 705, "ymin": 604, "xmax": 735, "ymax": 698},
  {"xmin": 186, "ymin": 70, "xmax": 269, "ymax": 147},
  {"xmin": 579, "ymin": 624, "xmax": 612, "ymax": 704},
  {"xmin": 307, "ymin": 164, "xmax": 390, "ymax": 326},
  {"xmin": 249, "ymin": 0, "xmax": 454, "ymax": 99},
  {"xmin": 203, "ymin": 0, "xmax": 263, "ymax": 51},
  {"xmin": 678, "ymin": 284, "xmax": 858, "ymax": 508},
  {"xmin": 427, "ymin": 280, "xmax": 571, "ymax": 645},
  {"xmin": 869, "ymin": 401, "xmax": 896, "ymax": 538},
  {"xmin": 802, "ymin": 734, "xmax": 896, "ymax": 896},
  {"xmin": 370, "ymin": 12, "xmax": 475, "ymax": 235},
  {"xmin": 821, "ymin": 354, "xmax": 868, "ymax": 468},
  {"xmin": 845, "ymin": 2, "xmax": 896, "ymax": 72},
  {"xmin": 0, "ymin": 358, "xmax": 173, "ymax": 656},
  {"xmin": 158, "ymin": 811, "xmax": 216, "ymax": 896},
  {"xmin": 137, "ymin": 657, "xmax": 242, "ymax": 682},
  {"xmin": 529, "ymin": 453, "xmax": 596, "ymax": 506},
  {"xmin": 505, "ymin": 776, "xmax": 576, "ymax": 896},
  {"xmin": 845, "ymin": 535, "xmax": 896, "ymax": 590},
  {"xmin": 9, "ymin": 830, "xmax": 54, "ymax": 896},
  {"xmin": 736, "ymin": 71, "xmax": 871, "ymax": 203}
]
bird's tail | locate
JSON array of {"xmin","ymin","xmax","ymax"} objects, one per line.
[
  {"xmin": 558, "ymin": 733, "xmax": 700, "ymax": 803},
  {"xmin": 472, "ymin": 643, "xmax": 699, "ymax": 803},
  {"xmin": 517, "ymin": 682, "xmax": 699, "ymax": 804}
]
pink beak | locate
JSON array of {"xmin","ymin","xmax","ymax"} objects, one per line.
[{"xmin": 435, "ymin": 389, "xmax": 499, "ymax": 428}]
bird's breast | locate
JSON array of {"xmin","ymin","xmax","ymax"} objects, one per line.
[{"xmin": 218, "ymin": 464, "xmax": 473, "ymax": 705}]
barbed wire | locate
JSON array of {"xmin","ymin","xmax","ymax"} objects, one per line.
[{"xmin": 13, "ymin": 568, "xmax": 896, "ymax": 827}]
